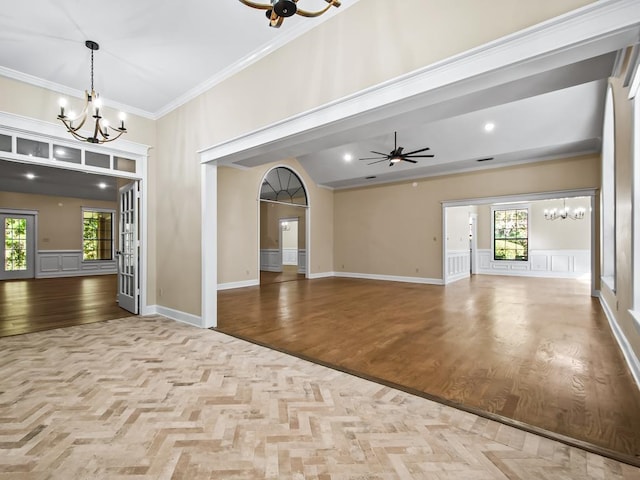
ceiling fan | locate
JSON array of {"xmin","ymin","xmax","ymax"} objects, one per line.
[{"xmin": 359, "ymin": 132, "xmax": 434, "ymax": 166}]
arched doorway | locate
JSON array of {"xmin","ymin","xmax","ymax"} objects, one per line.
[{"xmin": 258, "ymin": 166, "xmax": 309, "ymax": 284}]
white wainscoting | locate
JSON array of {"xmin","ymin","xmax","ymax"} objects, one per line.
[
  {"xmin": 477, "ymin": 249, "xmax": 590, "ymax": 278},
  {"xmin": 446, "ymin": 249, "xmax": 470, "ymax": 283},
  {"xmin": 260, "ymin": 249, "xmax": 281, "ymax": 272},
  {"xmin": 298, "ymin": 249, "xmax": 306, "ymax": 274},
  {"xmin": 36, "ymin": 250, "xmax": 117, "ymax": 278},
  {"xmin": 260, "ymin": 248, "xmax": 307, "ymax": 273},
  {"xmin": 282, "ymin": 248, "xmax": 298, "ymax": 266}
]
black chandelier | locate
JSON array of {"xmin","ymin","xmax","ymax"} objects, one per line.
[
  {"xmin": 57, "ymin": 40, "xmax": 127, "ymax": 144},
  {"xmin": 238, "ymin": 0, "xmax": 341, "ymax": 28}
]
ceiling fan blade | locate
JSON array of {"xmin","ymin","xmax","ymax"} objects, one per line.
[
  {"xmin": 402, "ymin": 146, "xmax": 431, "ymax": 155},
  {"xmin": 367, "ymin": 159, "xmax": 389, "ymax": 165},
  {"xmin": 370, "ymin": 151, "xmax": 389, "ymax": 156},
  {"xmin": 359, "ymin": 156, "xmax": 386, "ymax": 161},
  {"xmin": 396, "ymin": 147, "xmax": 404, "ymax": 155},
  {"xmin": 402, "ymin": 158, "xmax": 418, "ymax": 164},
  {"xmin": 405, "ymin": 154, "xmax": 435, "ymax": 158}
]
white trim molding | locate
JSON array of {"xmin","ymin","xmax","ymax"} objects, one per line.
[
  {"xmin": 153, "ymin": 305, "xmax": 203, "ymax": 328},
  {"xmin": 218, "ymin": 279, "xmax": 260, "ymax": 291},
  {"xmin": 446, "ymin": 250, "xmax": 471, "ymax": 284},
  {"xmin": 36, "ymin": 250, "xmax": 117, "ymax": 278},
  {"xmin": 335, "ymin": 271, "xmax": 444, "ymax": 286},
  {"xmin": 477, "ymin": 249, "xmax": 590, "ymax": 278},
  {"xmin": 600, "ymin": 300, "xmax": 640, "ymax": 390}
]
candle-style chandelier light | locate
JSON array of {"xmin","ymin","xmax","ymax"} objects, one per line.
[
  {"xmin": 238, "ymin": 0, "xmax": 341, "ymax": 28},
  {"xmin": 544, "ymin": 198, "xmax": 586, "ymax": 220},
  {"xmin": 57, "ymin": 40, "xmax": 127, "ymax": 144}
]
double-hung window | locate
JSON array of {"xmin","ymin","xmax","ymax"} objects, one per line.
[
  {"xmin": 82, "ymin": 208, "xmax": 114, "ymax": 261},
  {"xmin": 493, "ymin": 207, "xmax": 529, "ymax": 261}
]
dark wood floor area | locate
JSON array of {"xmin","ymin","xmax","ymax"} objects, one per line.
[
  {"xmin": 0, "ymin": 275, "xmax": 131, "ymax": 337},
  {"xmin": 260, "ymin": 265, "xmax": 305, "ymax": 285},
  {"xmin": 217, "ymin": 275, "xmax": 640, "ymax": 464}
]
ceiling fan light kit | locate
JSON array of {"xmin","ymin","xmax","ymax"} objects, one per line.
[
  {"xmin": 238, "ymin": 0, "xmax": 341, "ymax": 28},
  {"xmin": 359, "ymin": 132, "xmax": 435, "ymax": 167},
  {"xmin": 56, "ymin": 40, "xmax": 127, "ymax": 144}
]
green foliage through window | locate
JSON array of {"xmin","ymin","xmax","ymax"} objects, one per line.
[
  {"xmin": 494, "ymin": 208, "xmax": 528, "ymax": 261},
  {"xmin": 83, "ymin": 211, "xmax": 113, "ymax": 261},
  {"xmin": 5, "ymin": 218, "xmax": 27, "ymax": 271}
]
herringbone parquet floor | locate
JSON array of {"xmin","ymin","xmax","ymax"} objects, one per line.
[{"xmin": 1, "ymin": 316, "xmax": 639, "ymax": 479}]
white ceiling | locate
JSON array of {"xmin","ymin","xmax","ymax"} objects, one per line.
[{"xmin": 0, "ymin": 1, "xmax": 629, "ymax": 195}]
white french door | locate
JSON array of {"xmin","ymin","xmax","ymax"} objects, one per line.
[
  {"xmin": 0, "ymin": 213, "xmax": 35, "ymax": 280},
  {"xmin": 117, "ymin": 182, "xmax": 139, "ymax": 314}
]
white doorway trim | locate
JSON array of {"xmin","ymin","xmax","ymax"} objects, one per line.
[
  {"xmin": 469, "ymin": 213, "xmax": 478, "ymax": 275},
  {"xmin": 0, "ymin": 112, "xmax": 151, "ymax": 313}
]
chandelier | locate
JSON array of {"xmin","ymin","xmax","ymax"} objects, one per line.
[
  {"xmin": 238, "ymin": 0, "xmax": 341, "ymax": 28},
  {"xmin": 57, "ymin": 40, "xmax": 127, "ymax": 144},
  {"xmin": 544, "ymin": 199, "xmax": 586, "ymax": 220}
]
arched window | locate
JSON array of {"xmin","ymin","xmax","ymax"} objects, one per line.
[{"xmin": 260, "ymin": 167, "xmax": 308, "ymax": 205}]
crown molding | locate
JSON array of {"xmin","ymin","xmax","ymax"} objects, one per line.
[
  {"xmin": 153, "ymin": 0, "xmax": 363, "ymax": 119},
  {"xmin": 0, "ymin": 66, "xmax": 156, "ymax": 120}
]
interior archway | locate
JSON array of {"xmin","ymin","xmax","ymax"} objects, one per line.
[{"xmin": 258, "ymin": 166, "xmax": 309, "ymax": 284}]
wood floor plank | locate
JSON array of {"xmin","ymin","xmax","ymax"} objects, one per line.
[
  {"xmin": 0, "ymin": 275, "xmax": 130, "ymax": 337},
  {"xmin": 217, "ymin": 275, "xmax": 640, "ymax": 462}
]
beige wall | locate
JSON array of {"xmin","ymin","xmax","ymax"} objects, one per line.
[
  {"xmin": 600, "ymin": 71, "xmax": 638, "ymax": 361},
  {"xmin": 334, "ymin": 154, "xmax": 600, "ymax": 279},
  {"xmin": 260, "ymin": 202, "xmax": 307, "ymax": 250},
  {"xmin": 0, "ymin": 191, "xmax": 117, "ymax": 250}
]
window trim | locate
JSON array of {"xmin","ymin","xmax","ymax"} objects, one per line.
[
  {"xmin": 81, "ymin": 207, "xmax": 116, "ymax": 262},
  {"xmin": 491, "ymin": 204, "xmax": 530, "ymax": 262}
]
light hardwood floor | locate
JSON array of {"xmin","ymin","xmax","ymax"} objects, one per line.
[
  {"xmin": 0, "ymin": 275, "xmax": 130, "ymax": 337},
  {"xmin": 217, "ymin": 274, "xmax": 640, "ymax": 465}
]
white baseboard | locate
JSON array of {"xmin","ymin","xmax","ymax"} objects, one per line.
[
  {"xmin": 307, "ymin": 271, "xmax": 335, "ymax": 280},
  {"xmin": 217, "ymin": 279, "xmax": 259, "ymax": 291},
  {"xmin": 447, "ymin": 272, "xmax": 470, "ymax": 284},
  {"xmin": 599, "ymin": 297, "xmax": 640, "ymax": 391},
  {"xmin": 152, "ymin": 305, "xmax": 203, "ymax": 328},
  {"xmin": 335, "ymin": 271, "xmax": 444, "ymax": 285}
]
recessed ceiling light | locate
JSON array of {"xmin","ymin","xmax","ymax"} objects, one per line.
[
  {"xmin": 25, "ymin": 173, "xmax": 35, "ymax": 180},
  {"xmin": 98, "ymin": 182, "xmax": 107, "ymax": 189},
  {"xmin": 484, "ymin": 122, "xmax": 495, "ymax": 132},
  {"xmin": 343, "ymin": 153, "xmax": 353, "ymax": 162}
]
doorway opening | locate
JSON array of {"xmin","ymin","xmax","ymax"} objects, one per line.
[
  {"xmin": 442, "ymin": 190, "xmax": 595, "ymax": 293},
  {"xmin": 258, "ymin": 166, "xmax": 309, "ymax": 285}
]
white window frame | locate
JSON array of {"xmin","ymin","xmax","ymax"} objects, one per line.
[
  {"xmin": 81, "ymin": 207, "xmax": 116, "ymax": 262},
  {"xmin": 491, "ymin": 204, "xmax": 531, "ymax": 263}
]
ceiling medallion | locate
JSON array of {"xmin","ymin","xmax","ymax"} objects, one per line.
[
  {"xmin": 57, "ymin": 40, "xmax": 127, "ymax": 144},
  {"xmin": 238, "ymin": 0, "xmax": 341, "ymax": 28}
]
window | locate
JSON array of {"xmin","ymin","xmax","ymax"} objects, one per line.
[
  {"xmin": 493, "ymin": 208, "xmax": 528, "ymax": 261},
  {"xmin": 83, "ymin": 209, "xmax": 114, "ymax": 261}
]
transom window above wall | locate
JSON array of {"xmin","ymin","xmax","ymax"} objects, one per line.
[
  {"xmin": 260, "ymin": 167, "xmax": 308, "ymax": 205},
  {"xmin": 492, "ymin": 206, "xmax": 529, "ymax": 261}
]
